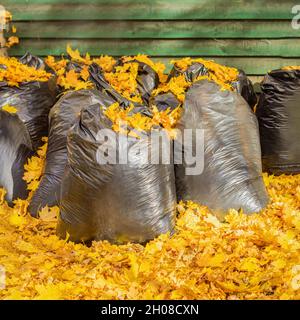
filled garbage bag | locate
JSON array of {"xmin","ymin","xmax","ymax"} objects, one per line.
[
  {"xmin": 256, "ymin": 68, "xmax": 300, "ymax": 174},
  {"xmin": 0, "ymin": 110, "xmax": 33, "ymax": 202},
  {"xmin": 28, "ymin": 89, "xmax": 116, "ymax": 217},
  {"xmin": 57, "ymin": 103, "xmax": 177, "ymax": 244},
  {"xmin": 0, "ymin": 56, "xmax": 57, "ymax": 204},
  {"xmin": 175, "ymin": 79, "xmax": 268, "ymax": 217}
]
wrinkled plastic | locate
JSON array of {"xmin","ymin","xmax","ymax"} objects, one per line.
[
  {"xmin": 89, "ymin": 63, "xmax": 151, "ymax": 117},
  {"xmin": 232, "ymin": 70, "xmax": 257, "ymax": 109},
  {"xmin": 19, "ymin": 52, "xmax": 45, "ymax": 70},
  {"xmin": 256, "ymin": 69, "xmax": 300, "ymax": 174},
  {"xmin": 57, "ymin": 103, "xmax": 177, "ymax": 244},
  {"xmin": 0, "ymin": 55, "xmax": 57, "ymax": 204},
  {"xmin": 149, "ymin": 92, "xmax": 180, "ymax": 111},
  {"xmin": 168, "ymin": 62, "xmax": 208, "ymax": 82},
  {"xmin": 29, "ymin": 89, "xmax": 116, "ymax": 217},
  {"xmin": 0, "ymin": 111, "xmax": 33, "ymax": 201},
  {"xmin": 175, "ymin": 80, "xmax": 268, "ymax": 217}
]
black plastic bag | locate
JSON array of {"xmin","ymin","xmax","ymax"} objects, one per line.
[
  {"xmin": 57, "ymin": 103, "xmax": 177, "ymax": 244},
  {"xmin": 168, "ymin": 62, "xmax": 208, "ymax": 82},
  {"xmin": 19, "ymin": 52, "xmax": 45, "ymax": 70},
  {"xmin": 0, "ymin": 55, "xmax": 57, "ymax": 204},
  {"xmin": 232, "ymin": 70, "xmax": 257, "ymax": 110},
  {"xmin": 175, "ymin": 80, "xmax": 268, "ymax": 217},
  {"xmin": 29, "ymin": 89, "xmax": 116, "ymax": 217},
  {"xmin": 149, "ymin": 92, "xmax": 180, "ymax": 112},
  {"xmin": 89, "ymin": 63, "xmax": 152, "ymax": 117},
  {"xmin": 256, "ymin": 69, "xmax": 300, "ymax": 174}
]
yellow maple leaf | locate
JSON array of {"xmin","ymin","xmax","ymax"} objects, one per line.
[
  {"xmin": 35, "ymin": 284, "xmax": 63, "ymax": 300},
  {"xmin": 38, "ymin": 206, "xmax": 59, "ymax": 222},
  {"xmin": 197, "ymin": 253, "xmax": 225, "ymax": 267},
  {"xmin": 8, "ymin": 211, "xmax": 26, "ymax": 227},
  {"xmin": 66, "ymin": 44, "xmax": 89, "ymax": 64},
  {"xmin": 15, "ymin": 240, "xmax": 39, "ymax": 253},
  {"xmin": 203, "ymin": 213, "xmax": 221, "ymax": 228},
  {"xmin": 239, "ymin": 258, "xmax": 260, "ymax": 272},
  {"xmin": 2, "ymin": 105, "xmax": 18, "ymax": 114},
  {"xmin": 128, "ymin": 253, "xmax": 139, "ymax": 281},
  {"xmin": 6, "ymin": 36, "xmax": 19, "ymax": 48}
]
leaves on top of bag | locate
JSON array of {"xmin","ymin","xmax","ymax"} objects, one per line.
[
  {"xmin": 104, "ymin": 102, "xmax": 181, "ymax": 138},
  {"xmin": 282, "ymin": 66, "xmax": 300, "ymax": 71},
  {"xmin": 122, "ymin": 54, "xmax": 167, "ymax": 83},
  {"xmin": 45, "ymin": 46, "xmax": 117, "ymax": 91},
  {"xmin": 0, "ymin": 57, "xmax": 51, "ymax": 86},
  {"xmin": 104, "ymin": 62, "xmax": 143, "ymax": 103},
  {"xmin": 171, "ymin": 57, "xmax": 239, "ymax": 85}
]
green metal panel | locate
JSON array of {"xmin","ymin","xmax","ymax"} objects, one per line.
[{"xmin": 2, "ymin": 0, "xmax": 300, "ymax": 75}]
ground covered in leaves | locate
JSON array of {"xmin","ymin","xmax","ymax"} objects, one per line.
[{"xmin": 0, "ymin": 174, "xmax": 300, "ymax": 300}]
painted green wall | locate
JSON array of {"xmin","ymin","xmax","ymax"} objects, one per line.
[{"xmin": 2, "ymin": 0, "xmax": 300, "ymax": 75}]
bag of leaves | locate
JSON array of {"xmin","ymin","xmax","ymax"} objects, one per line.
[
  {"xmin": 168, "ymin": 58, "xmax": 257, "ymax": 109},
  {"xmin": 28, "ymin": 89, "xmax": 117, "ymax": 217},
  {"xmin": 256, "ymin": 68, "xmax": 300, "ymax": 174},
  {"xmin": 0, "ymin": 54, "xmax": 57, "ymax": 204},
  {"xmin": 57, "ymin": 102, "xmax": 177, "ymax": 244},
  {"xmin": 175, "ymin": 79, "xmax": 268, "ymax": 217}
]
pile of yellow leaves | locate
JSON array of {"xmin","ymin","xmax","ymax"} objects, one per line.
[
  {"xmin": 104, "ymin": 102, "xmax": 181, "ymax": 138},
  {"xmin": 122, "ymin": 54, "xmax": 168, "ymax": 83},
  {"xmin": 282, "ymin": 66, "xmax": 300, "ymax": 71},
  {"xmin": 0, "ymin": 171, "xmax": 300, "ymax": 300},
  {"xmin": 153, "ymin": 58, "xmax": 239, "ymax": 102},
  {"xmin": 45, "ymin": 45, "xmax": 117, "ymax": 91},
  {"xmin": 104, "ymin": 62, "xmax": 143, "ymax": 103},
  {"xmin": 152, "ymin": 74, "xmax": 196, "ymax": 103},
  {"xmin": 104, "ymin": 55, "xmax": 168, "ymax": 103},
  {"xmin": 172, "ymin": 57, "xmax": 239, "ymax": 86},
  {"xmin": 0, "ymin": 57, "xmax": 51, "ymax": 86},
  {"xmin": 46, "ymin": 47, "xmax": 167, "ymax": 101}
]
